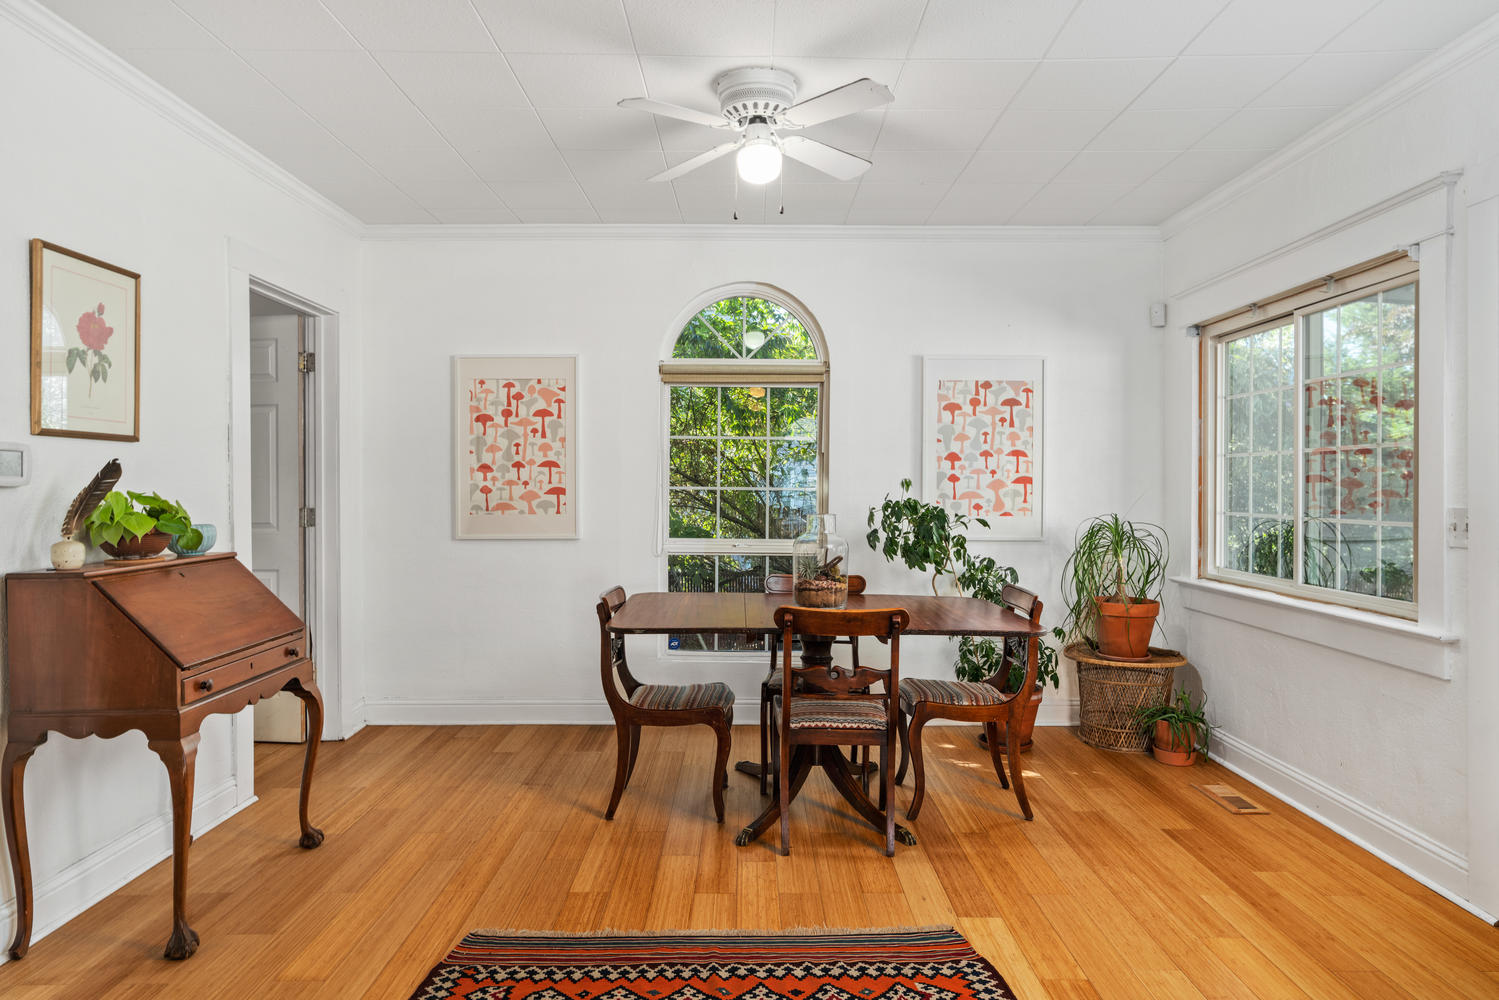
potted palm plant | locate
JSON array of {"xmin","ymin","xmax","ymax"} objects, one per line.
[
  {"xmin": 1059, "ymin": 514, "xmax": 1168, "ymax": 661},
  {"xmin": 1135, "ymin": 686, "xmax": 1212, "ymax": 765}
]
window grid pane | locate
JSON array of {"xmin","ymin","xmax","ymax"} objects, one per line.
[{"xmin": 1219, "ymin": 323, "xmax": 1294, "ymax": 581}]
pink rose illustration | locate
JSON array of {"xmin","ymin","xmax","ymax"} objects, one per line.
[
  {"xmin": 67, "ymin": 303, "xmax": 115, "ymax": 398},
  {"xmin": 76, "ymin": 304, "xmax": 113, "ymax": 351}
]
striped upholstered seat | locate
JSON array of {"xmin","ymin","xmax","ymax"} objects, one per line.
[
  {"xmin": 900, "ymin": 677, "xmax": 1007, "ymax": 709},
  {"xmin": 630, "ymin": 682, "xmax": 734, "ymax": 713},
  {"xmin": 776, "ymin": 697, "xmax": 888, "ymax": 731}
]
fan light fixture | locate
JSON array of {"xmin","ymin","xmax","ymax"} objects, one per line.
[{"xmin": 736, "ymin": 120, "xmax": 781, "ymax": 185}]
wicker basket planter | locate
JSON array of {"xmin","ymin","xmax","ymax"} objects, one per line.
[{"xmin": 1065, "ymin": 644, "xmax": 1186, "ymax": 752}]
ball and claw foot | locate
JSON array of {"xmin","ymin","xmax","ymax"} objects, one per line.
[
  {"xmin": 163, "ymin": 923, "xmax": 200, "ymax": 961},
  {"xmin": 895, "ymin": 825, "xmax": 917, "ymax": 847},
  {"xmin": 734, "ymin": 827, "xmax": 754, "ymax": 847},
  {"xmin": 299, "ymin": 827, "xmax": 325, "ymax": 849}
]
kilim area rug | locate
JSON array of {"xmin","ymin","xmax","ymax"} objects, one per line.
[{"xmin": 406, "ymin": 928, "xmax": 1016, "ymax": 1000}]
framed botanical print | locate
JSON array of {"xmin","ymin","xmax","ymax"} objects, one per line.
[
  {"xmin": 453, "ymin": 355, "xmax": 577, "ymax": 539},
  {"xmin": 30, "ymin": 239, "xmax": 141, "ymax": 441},
  {"xmin": 922, "ymin": 355, "xmax": 1043, "ymax": 540}
]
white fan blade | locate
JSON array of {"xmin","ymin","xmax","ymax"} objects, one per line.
[
  {"xmin": 779, "ymin": 78, "xmax": 893, "ymax": 128},
  {"xmin": 780, "ymin": 135, "xmax": 872, "ymax": 181},
  {"xmin": 648, "ymin": 142, "xmax": 741, "ymax": 182},
  {"xmin": 618, "ymin": 97, "xmax": 729, "ymax": 129}
]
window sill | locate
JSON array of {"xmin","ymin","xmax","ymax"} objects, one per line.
[{"xmin": 1172, "ymin": 576, "xmax": 1457, "ymax": 680}]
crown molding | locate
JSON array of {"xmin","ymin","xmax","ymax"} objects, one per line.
[
  {"xmin": 1161, "ymin": 11, "xmax": 1499, "ymax": 239},
  {"xmin": 1, "ymin": 0, "xmax": 363, "ymax": 236},
  {"xmin": 360, "ymin": 223, "xmax": 1162, "ymax": 243}
]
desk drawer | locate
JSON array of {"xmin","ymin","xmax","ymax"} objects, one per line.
[{"xmin": 182, "ymin": 635, "xmax": 306, "ymax": 704}]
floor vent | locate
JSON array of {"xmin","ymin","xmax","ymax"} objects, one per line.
[{"xmin": 1195, "ymin": 783, "xmax": 1269, "ymax": 814}]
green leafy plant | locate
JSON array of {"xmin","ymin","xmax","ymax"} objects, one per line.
[
  {"xmin": 1059, "ymin": 514, "xmax": 1169, "ymax": 647},
  {"xmin": 85, "ymin": 491, "xmax": 202, "ymax": 551},
  {"xmin": 1135, "ymin": 686, "xmax": 1212, "ymax": 758},
  {"xmin": 867, "ymin": 480, "xmax": 1058, "ymax": 689}
]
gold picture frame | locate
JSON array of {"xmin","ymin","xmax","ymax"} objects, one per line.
[{"xmin": 30, "ymin": 238, "xmax": 141, "ymax": 441}]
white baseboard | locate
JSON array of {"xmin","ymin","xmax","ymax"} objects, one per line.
[
  {"xmin": 362, "ymin": 697, "xmax": 1082, "ymax": 727},
  {"xmin": 1211, "ymin": 731, "xmax": 1495, "ymax": 923},
  {"xmin": 0, "ymin": 777, "xmax": 254, "ymax": 965}
]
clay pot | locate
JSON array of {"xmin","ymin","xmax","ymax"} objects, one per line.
[
  {"xmin": 100, "ymin": 530, "xmax": 171, "ymax": 559},
  {"xmin": 1151, "ymin": 719, "xmax": 1199, "ymax": 766},
  {"xmin": 50, "ymin": 539, "xmax": 86, "ymax": 570},
  {"xmin": 1094, "ymin": 596, "xmax": 1160, "ymax": 661}
]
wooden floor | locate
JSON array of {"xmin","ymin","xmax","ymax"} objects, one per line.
[{"xmin": 2, "ymin": 724, "xmax": 1496, "ymax": 999}]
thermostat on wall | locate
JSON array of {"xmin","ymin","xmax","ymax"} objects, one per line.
[{"xmin": 0, "ymin": 442, "xmax": 32, "ymax": 486}]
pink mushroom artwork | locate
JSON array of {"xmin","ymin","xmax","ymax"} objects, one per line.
[
  {"xmin": 978, "ymin": 380, "xmax": 993, "ymax": 407},
  {"xmin": 1006, "ymin": 448, "xmax": 1027, "ymax": 473},
  {"xmin": 533, "ymin": 407, "xmax": 555, "ymax": 438},
  {"xmin": 947, "ymin": 472, "xmax": 961, "ymax": 500},
  {"xmin": 479, "ymin": 484, "xmax": 493, "ymax": 511},
  {"xmin": 538, "ymin": 459, "xmax": 562, "ymax": 484},
  {"xmin": 942, "ymin": 400, "xmax": 965, "ymax": 424},
  {"xmin": 545, "ymin": 486, "xmax": 566, "ymax": 512},
  {"xmin": 985, "ymin": 477, "xmax": 1007, "ymax": 512},
  {"xmin": 1021, "ymin": 384, "xmax": 1033, "ymax": 409},
  {"xmin": 518, "ymin": 489, "xmax": 542, "ymax": 514},
  {"xmin": 958, "ymin": 490, "xmax": 985, "ymax": 517},
  {"xmin": 474, "ymin": 462, "xmax": 494, "ymax": 484},
  {"xmin": 1012, "ymin": 475, "xmax": 1034, "ymax": 504},
  {"xmin": 943, "ymin": 451, "xmax": 963, "ymax": 471},
  {"xmin": 1000, "ymin": 396, "xmax": 1023, "ymax": 425},
  {"xmin": 979, "ymin": 449, "xmax": 995, "ymax": 471}
]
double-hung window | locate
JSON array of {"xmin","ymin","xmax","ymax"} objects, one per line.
[
  {"xmin": 661, "ymin": 290, "xmax": 827, "ymax": 653},
  {"xmin": 1205, "ymin": 255, "xmax": 1418, "ymax": 616}
]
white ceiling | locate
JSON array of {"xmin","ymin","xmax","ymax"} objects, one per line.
[{"xmin": 39, "ymin": 0, "xmax": 1499, "ymax": 226}]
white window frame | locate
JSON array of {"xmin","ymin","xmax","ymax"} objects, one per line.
[
  {"xmin": 1202, "ymin": 265, "xmax": 1421, "ymax": 620},
  {"xmin": 658, "ymin": 283, "xmax": 829, "ymax": 658}
]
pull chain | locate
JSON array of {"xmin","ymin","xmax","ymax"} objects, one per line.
[{"xmin": 732, "ymin": 168, "xmax": 739, "ymax": 221}]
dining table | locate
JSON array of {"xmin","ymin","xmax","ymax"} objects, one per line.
[{"xmin": 605, "ymin": 590, "xmax": 1045, "ymax": 849}]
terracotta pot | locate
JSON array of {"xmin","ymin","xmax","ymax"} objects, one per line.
[
  {"xmin": 1094, "ymin": 596, "xmax": 1160, "ymax": 660},
  {"xmin": 100, "ymin": 530, "xmax": 171, "ymax": 559},
  {"xmin": 975, "ymin": 683, "xmax": 1044, "ymax": 754},
  {"xmin": 1151, "ymin": 718, "xmax": 1199, "ymax": 766}
]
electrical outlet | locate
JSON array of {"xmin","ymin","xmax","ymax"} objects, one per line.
[{"xmin": 1448, "ymin": 507, "xmax": 1469, "ymax": 548}]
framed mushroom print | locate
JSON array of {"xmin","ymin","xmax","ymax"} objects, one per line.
[
  {"xmin": 30, "ymin": 239, "xmax": 141, "ymax": 440},
  {"xmin": 922, "ymin": 355, "xmax": 1043, "ymax": 540},
  {"xmin": 453, "ymin": 355, "xmax": 577, "ymax": 539}
]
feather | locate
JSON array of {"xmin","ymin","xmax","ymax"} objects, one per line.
[{"xmin": 60, "ymin": 458, "xmax": 122, "ymax": 539}]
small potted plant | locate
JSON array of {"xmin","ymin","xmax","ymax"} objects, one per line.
[
  {"xmin": 1059, "ymin": 514, "xmax": 1169, "ymax": 661},
  {"xmin": 85, "ymin": 490, "xmax": 203, "ymax": 559},
  {"xmin": 1135, "ymin": 686, "xmax": 1212, "ymax": 765}
]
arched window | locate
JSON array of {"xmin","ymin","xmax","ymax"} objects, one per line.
[{"xmin": 661, "ymin": 286, "xmax": 828, "ymax": 653}]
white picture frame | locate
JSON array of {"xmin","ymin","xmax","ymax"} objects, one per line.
[
  {"xmin": 921, "ymin": 355, "xmax": 1043, "ymax": 540},
  {"xmin": 453, "ymin": 354, "xmax": 577, "ymax": 539}
]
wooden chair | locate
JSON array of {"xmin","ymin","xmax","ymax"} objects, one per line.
[
  {"xmin": 757, "ymin": 574, "xmax": 866, "ymax": 795},
  {"xmin": 771, "ymin": 605, "xmax": 908, "ymax": 856},
  {"xmin": 895, "ymin": 584, "xmax": 1042, "ymax": 822},
  {"xmin": 596, "ymin": 587, "xmax": 734, "ymax": 822}
]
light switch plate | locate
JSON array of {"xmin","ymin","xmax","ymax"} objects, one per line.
[{"xmin": 0, "ymin": 442, "xmax": 30, "ymax": 486}]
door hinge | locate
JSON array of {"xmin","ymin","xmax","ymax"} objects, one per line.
[
  {"xmin": 299, "ymin": 507, "xmax": 316, "ymax": 528},
  {"xmin": 298, "ymin": 351, "xmax": 316, "ymax": 374}
]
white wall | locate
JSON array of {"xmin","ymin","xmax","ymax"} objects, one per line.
[
  {"xmin": 1160, "ymin": 23, "xmax": 1499, "ymax": 917},
  {"xmin": 358, "ymin": 232, "xmax": 1164, "ymax": 724},
  {"xmin": 0, "ymin": 6, "xmax": 360, "ymax": 957}
]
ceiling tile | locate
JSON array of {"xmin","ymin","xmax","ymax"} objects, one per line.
[
  {"xmin": 1185, "ymin": 0, "xmax": 1380, "ymax": 55},
  {"xmin": 1195, "ymin": 106, "xmax": 1339, "ymax": 149},
  {"xmin": 845, "ymin": 206, "xmax": 938, "ymax": 224},
  {"xmin": 655, "ymin": 118, "xmax": 730, "ymax": 153},
  {"xmin": 874, "ymin": 110, "xmax": 1000, "ymax": 149},
  {"xmin": 319, "ymin": 107, "xmax": 448, "ymax": 157},
  {"xmin": 1132, "ymin": 55, "xmax": 1305, "ymax": 109},
  {"xmin": 41, "ymin": 0, "xmax": 223, "ymax": 49},
  {"xmin": 767, "ymin": 183, "xmax": 856, "ymax": 223},
  {"xmin": 958, "ymin": 150, "xmax": 1073, "ymax": 184},
  {"xmin": 662, "ymin": 148, "xmax": 740, "ymax": 188},
  {"xmin": 170, "ymin": 0, "xmax": 360, "ymax": 49},
  {"xmin": 927, "ymin": 182, "xmax": 1044, "ymax": 224},
  {"xmin": 771, "ymin": 57, "xmax": 906, "ymax": 106},
  {"xmin": 981, "ymin": 109, "xmax": 1113, "ymax": 150},
  {"xmin": 464, "ymin": 147, "xmax": 575, "ymax": 184},
  {"xmin": 426, "ymin": 107, "xmax": 558, "ymax": 152},
  {"xmin": 1088, "ymin": 108, "xmax": 1234, "ymax": 150},
  {"xmin": 892, "ymin": 61, "xmax": 1037, "ymax": 109},
  {"xmin": 361, "ymin": 146, "xmax": 481, "ymax": 184},
  {"xmin": 1324, "ymin": 0, "xmax": 1499, "ymax": 52},
  {"xmin": 849, "ymin": 182, "xmax": 951, "ymax": 212},
  {"xmin": 1009, "ymin": 59, "xmax": 1172, "ymax": 111},
  {"xmin": 432, "ymin": 206, "xmax": 521, "ymax": 223},
  {"xmin": 623, "ymin": 0, "xmax": 776, "ymax": 56},
  {"xmin": 583, "ymin": 183, "xmax": 683, "ymax": 222},
  {"xmin": 564, "ymin": 149, "xmax": 668, "ymax": 184},
  {"xmin": 1250, "ymin": 50, "xmax": 1429, "ymax": 107},
  {"xmin": 491, "ymin": 180, "xmax": 593, "ymax": 210},
  {"xmin": 318, "ymin": 0, "xmax": 496, "ymax": 52},
  {"xmin": 242, "ymin": 50, "xmax": 406, "ymax": 117},
  {"xmin": 512, "ymin": 207, "xmax": 600, "ymax": 222},
  {"xmin": 375, "ymin": 52, "xmax": 528, "ymax": 109},
  {"xmin": 1048, "ymin": 0, "xmax": 1230, "ymax": 58},
  {"xmin": 1052, "ymin": 149, "xmax": 1177, "ymax": 184},
  {"xmin": 342, "ymin": 198, "xmax": 436, "ymax": 223},
  {"xmin": 772, "ymin": 0, "xmax": 927, "ymax": 58},
  {"xmin": 638, "ymin": 56, "xmax": 769, "ymax": 108},
  {"xmin": 798, "ymin": 109, "xmax": 887, "ymax": 151},
  {"xmin": 1007, "ymin": 181, "xmax": 1138, "ymax": 224},
  {"xmin": 910, "ymin": 0, "xmax": 1078, "ymax": 59},
  {"xmin": 397, "ymin": 178, "xmax": 505, "ymax": 211},
  {"xmin": 474, "ymin": 0, "xmax": 634, "ymax": 54},
  {"xmin": 1088, "ymin": 175, "xmax": 1222, "ymax": 223},
  {"xmin": 1152, "ymin": 147, "xmax": 1271, "ymax": 181},
  {"xmin": 508, "ymin": 53, "xmax": 646, "ymax": 108},
  {"xmin": 538, "ymin": 109, "xmax": 663, "ymax": 149},
  {"xmin": 675, "ymin": 184, "xmax": 764, "ymax": 224},
  {"xmin": 859, "ymin": 150, "xmax": 973, "ymax": 184}
]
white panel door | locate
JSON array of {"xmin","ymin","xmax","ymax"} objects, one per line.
[{"xmin": 250, "ymin": 313, "xmax": 306, "ymax": 742}]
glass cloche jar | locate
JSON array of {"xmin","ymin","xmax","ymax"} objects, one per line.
[{"xmin": 792, "ymin": 514, "xmax": 849, "ymax": 609}]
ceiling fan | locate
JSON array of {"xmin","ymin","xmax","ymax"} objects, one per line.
[{"xmin": 618, "ymin": 67, "xmax": 894, "ymax": 186}]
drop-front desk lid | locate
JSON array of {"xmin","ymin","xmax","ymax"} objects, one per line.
[{"xmin": 90, "ymin": 552, "xmax": 304, "ymax": 669}]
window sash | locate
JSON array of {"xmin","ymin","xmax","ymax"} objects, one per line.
[{"xmin": 1204, "ymin": 274, "xmax": 1418, "ymax": 619}]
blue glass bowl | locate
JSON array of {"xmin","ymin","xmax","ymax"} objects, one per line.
[{"xmin": 169, "ymin": 523, "xmax": 216, "ymax": 556}]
